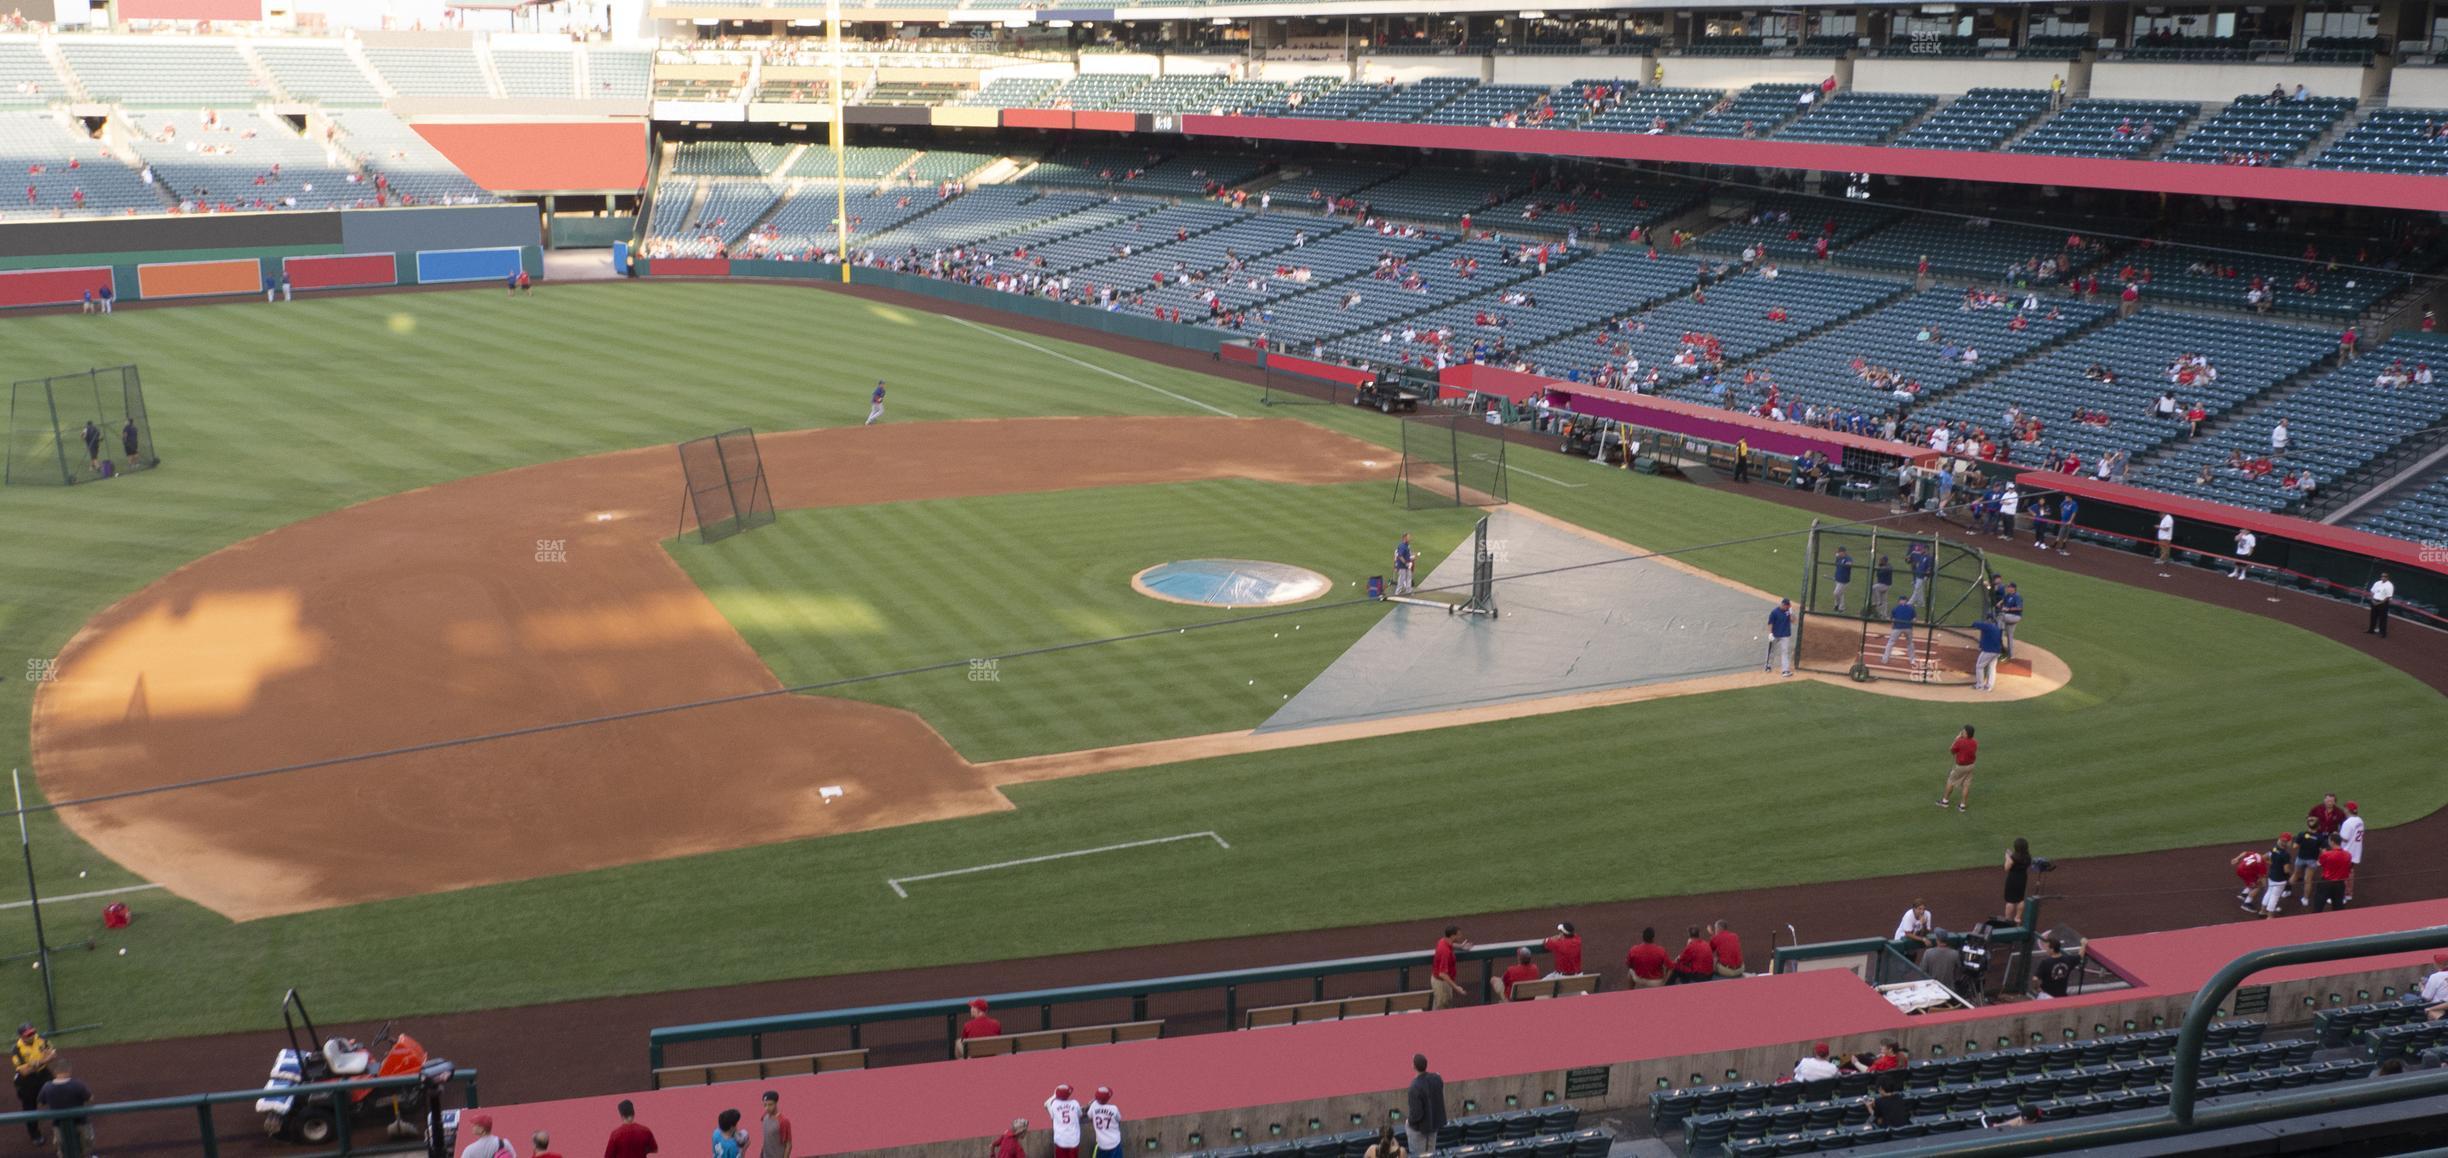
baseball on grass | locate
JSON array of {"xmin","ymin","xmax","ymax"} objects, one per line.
[
  {"xmin": 1247, "ymin": 679, "xmax": 1255, "ymax": 685},
  {"xmin": 116, "ymin": 948, "xmax": 125, "ymax": 956},
  {"xmin": 76, "ymin": 870, "xmax": 85, "ymax": 879}
]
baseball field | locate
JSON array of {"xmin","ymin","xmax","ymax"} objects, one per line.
[{"xmin": 0, "ymin": 279, "xmax": 2441, "ymax": 1045}]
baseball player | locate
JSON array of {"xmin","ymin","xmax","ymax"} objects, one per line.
[
  {"xmin": 1393, "ymin": 533, "xmax": 1416, "ymax": 596},
  {"xmin": 2340, "ymin": 801, "xmax": 2365, "ymax": 904},
  {"xmin": 1996, "ymin": 583, "xmax": 2024, "ymax": 659},
  {"xmin": 1908, "ymin": 543, "xmax": 1933, "ymax": 607},
  {"xmin": 1879, "ymin": 596, "xmax": 1917, "ymax": 665},
  {"xmin": 1765, "ymin": 598, "xmax": 1794, "ymax": 678},
  {"xmin": 1087, "ymin": 1088, "xmax": 1123, "ymax": 1158},
  {"xmin": 866, "ymin": 380, "xmax": 887, "ymax": 426},
  {"xmin": 1972, "ymin": 609, "xmax": 2004, "ymax": 692},
  {"xmin": 1869, "ymin": 554, "xmax": 1893, "ymax": 616},
  {"xmin": 1046, "ymin": 1084, "xmax": 1085, "ymax": 1158},
  {"xmin": 1829, "ymin": 546, "xmax": 1853, "ymax": 612}
]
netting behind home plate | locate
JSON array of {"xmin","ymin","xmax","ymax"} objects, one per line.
[{"xmin": 1795, "ymin": 522, "xmax": 1992, "ymax": 685}]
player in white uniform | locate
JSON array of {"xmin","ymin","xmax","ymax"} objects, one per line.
[
  {"xmin": 1087, "ymin": 1087, "xmax": 1123, "ymax": 1158},
  {"xmin": 2340, "ymin": 801, "xmax": 2365, "ymax": 904},
  {"xmin": 1046, "ymin": 1084, "xmax": 1085, "ymax": 1158}
]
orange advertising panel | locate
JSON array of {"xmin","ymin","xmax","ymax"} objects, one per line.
[
  {"xmin": 136, "ymin": 258, "xmax": 261, "ymax": 300},
  {"xmin": 409, "ymin": 122, "xmax": 649, "ymax": 194}
]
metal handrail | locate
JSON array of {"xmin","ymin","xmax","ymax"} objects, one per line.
[
  {"xmin": 1843, "ymin": 925, "xmax": 2448, "ymax": 1156},
  {"xmin": 649, "ymin": 939, "xmax": 1549, "ymax": 1069},
  {"xmin": 0, "ymin": 1068, "xmax": 478, "ymax": 1158}
]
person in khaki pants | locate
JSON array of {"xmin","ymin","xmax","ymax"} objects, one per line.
[{"xmin": 1429, "ymin": 926, "xmax": 1471, "ymax": 1009}]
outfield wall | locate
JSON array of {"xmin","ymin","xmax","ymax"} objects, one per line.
[{"xmin": 0, "ymin": 204, "xmax": 543, "ymax": 308}]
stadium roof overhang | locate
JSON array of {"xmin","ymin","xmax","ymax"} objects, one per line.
[{"xmin": 1169, "ymin": 114, "xmax": 2448, "ymax": 214}]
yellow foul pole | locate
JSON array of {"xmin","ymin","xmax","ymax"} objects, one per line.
[{"xmin": 829, "ymin": 0, "xmax": 850, "ymax": 284}]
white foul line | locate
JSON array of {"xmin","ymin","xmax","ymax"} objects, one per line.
[
  {"xmin": 888, "ymin": 831, "xmax": 1229, "ymax": 898},
  {"xmin": 945, "ymin": 315, "xmax": 1236, "ymax": 417},
  {"xmin": 1471, "ymin": 451, "xmax": 1585, "ymax": 488},
  {"xmin": 0, "ymin": 882, "xmax": 161, "ymax": 912}
]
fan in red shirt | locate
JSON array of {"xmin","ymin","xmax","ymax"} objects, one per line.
[
  {"xmin": 1865, "ymin": 1041, "xmax": 1906, "ymax": 1072},
  {"xmin": 604, "ymin": 1101, "xmax": 659, "ymax": 1158},
  {"xmin": 2305, "ymin": 793, "xmax": 2348, "ymax": 839},
  {"xmin": 1430, "ymin": 925, "xmax": 1471, "ymax": 1009},
  {"xmin": 1497, "ymin": 948, "xmax": 1543, "ymax": 1001},
  {"xmin": 2313, "ymin": 835, "xmax": 2355, "ymax": 911},
  {"xmin": 1625, "ymin": 926, "xmax": 1671, "ymax": 988},
  {"xmin": 2231, "ymin": 849, "xmax": 2269, "ymax": 915},
  {"xmin": 1541, "ymin": 922, "xmax": 1584, "ymax": 977},
  {"xmin": 1709, "ymin": 920, "xmax": 1744, "ymax": 979},
  {"xmin": 1671, "ymin": 925, "xmax": 1717, "ymax": 985},
  {"xmin": 959, "ymin": 998, "xmax": 1002, "ymax": 1044}
]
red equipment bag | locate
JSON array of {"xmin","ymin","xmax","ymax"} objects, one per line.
[{"xmin": 101, "ymin": 902, "xmax": 129, "ymax": 929}]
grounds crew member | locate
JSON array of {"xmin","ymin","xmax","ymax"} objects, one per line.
[{"xmin": 10, "ymin": 1024, "xmax": 53, "ymax": 1144}]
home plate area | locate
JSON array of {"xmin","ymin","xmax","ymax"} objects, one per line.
[{"xmin": 1258, "ymin": 509, "xmax": 1767, "ymax": 732}]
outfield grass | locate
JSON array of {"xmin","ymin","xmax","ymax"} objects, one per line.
[
  {"xmin": 0, "ymin": 280, "xmax": 2439, "ymax": 1043},
  {"xmin": 668, "ymin": 481, "xmax": 1481, "ymax": 760}
]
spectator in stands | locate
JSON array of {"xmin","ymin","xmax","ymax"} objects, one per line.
[
  {"xmin": 1710, "ymin": 921, "xmax": 1744, "ymax": 979},
  {"xmin": 1626, "ymin": 927, "xmax": 1670, "ymax": 989},
  {"xmin": 530, "ymin": 1131, "xmax": 559, "ymax": 1158},
  {"xmin": 1993, "ymin": 1103, "xmax": 2045, "ymax": 1128},
  {"xmin": 1860, "ymin": 1041, "xmax": 1906, "ymax": 1073},
  {"xmin": 714, "ymin": 1109, "xmax": 752, "ymax": 1158},
  {"xmin": 1921, "ymin": 936, "xmax": 1965, "ymax": 998},
  {"xmin": 1865, "ymin": 1072, "xmax": 1911, "ymax": 1127},
  {"xmin": 1670, "ymin": 926, "xmax": 1716, "ymax": 985},
  {"xmin": 2033, "ymin": 937, "xmax": 2082, "ymax": 999},
  {"xmin": 605, "ymin": 1099, "xmax": 657, "ymax": 1158},
  {"xmin": 1405, "ymin": 1056, "xmax": 1447, "ymax": 1156},
  {"xmin": 1430, "ymin": 926, "xmax": 1471, "ymax": 1009},
  {"xmin": 959, "ymin": 998, "xmax": 1002, "ymax": 1044},
  {"xmin": 2418, "ymin": 954, "xmax": 2448, "ymax": 1007},
  {"xmin": 1793, "ymin": 1043, "xmax": 1842, "ymax": 1082},
  {"xmin": 456, "ymin": 1113, "xmax": 512, "ymax": 1158},
  {"xmin": 1364, "ymin": 1125, "xmax": 1406, "ymax": 1158},
  {"xmin": 1541, "ymin": 922, "xmax": 1583, "ymax": 978},
  {"xmin": 2341, "ymin": 802, "xmax": 2364, "ymax": 904},
  {"xmin": 756, "ymin": 1091, "xmax": 791, "ymax": 1158}
]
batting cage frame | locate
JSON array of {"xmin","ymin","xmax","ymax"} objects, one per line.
[
  {"xmin": 1394, "ymin": 412, "xmax": 1511, "ymax": 510},
  {"xmin": 5, "ymin": 366, "xmax": 157, "ymax": 487},
  {"xmin": 1794, "ymin": 521, "xmax": 1993, "ymax": 685},
  {"xmin": 674, "ymin": 427, "xmax": 776, "ymax": 544}
]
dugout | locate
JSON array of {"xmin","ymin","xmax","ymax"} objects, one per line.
[{"xmin": 5, "ymin": 366, "xmax": 156, "ymax": 486}]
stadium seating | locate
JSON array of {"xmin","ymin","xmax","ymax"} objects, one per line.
[
  {"xmin": 998, "ymin": 201, "xmax": 1247, "ymax": 275},
  {"xmin": 961, "ymin": 196, "xmax": 1162, "ymax": 264},
  {"xmin": 1689, "ymin": 197, "xmax": 1899, "ymax": 261},
  {"xmin": 1355, "ymin": 76, "xmax": 1476, "ymax": 122},
  {"xmin": 254, "ymin": 41, "xmax": 383, "ymax": 106},
  {"xmin": 0, "ymin": 110, "xmax": 164, "ymax": 219},
  {"xmin": 747, "ymin": 184, "xmax": 947, "ymax": 255},
  {"xmin": 753, "ymin": 79, "xmax": 833, "ymax": 105},
  {"xmin": 120, "ymin": 110, "xmax": 364, "ymax": 211},
  {"xmin": 1330, "ymin": 247, "xmax": 1705, "ymax": 367},
  {"xmin": 1909, "ymin": 309, "xmax": 2335, "ymax": 468},
  {"xmin": 958, "ymin": 77, "xmax": 1059, "ymax": 108},
  {"xmin": 1480, "ymin": 176, "xmax": 1707, "ymax": 241},
  {"xmin": 1724, "ymin": 290, "xmax": 2115, "ymax": 418},
  {"xmin": 2009, "ymin": 99, "xmax": 2198, "ymax": 158},
  {"xmin": 1270, "ymin": 159, "xmax": 1403, "ymax": 201},
  {"xmin": 855, "ymin": 186, "xmax": 1099, "ymax": 259},
  {"xmin": 1242, "ymin": 76, "xmax": 1345, "ymax": 117},
  {"xmin": 57, "ymin": 39, "xmax": 265, "ymax": 106},
  {"xmin": 2357, "ymin": 470, "xmax": 2448, "ymax": 545},
  {"xmin": 1109, "ymin": 75, "xmax": 1224, "ymax": 113},
  {"xmin": 1773, "ymin": 91, "xmax": 1936, "ymax": 145},
  {"xmin": 1573, "ymin": 85, "xmax": 1724, "ymax": 134},
  {"xmin": 1276, "ymin": 81, "xmax": 1398, "ymax": 121},
  {"xmin": 491, "ymin": 48, "xmax": 577, "ymax": 100},
  {"xmin": 650, "ymin": 177, "xmax": 780, "ymax": 256},
  {"xmin": 327, "ymin": 110, "xmax": 491, "ymax": 203},
  {"xmin": 1043, "ymin": 73, "xmax": 1149, "ymax": 110},
  {"xmin": 1200, "ymin": 79, "xmax": 1290, "ymax": 114},
  {"xmin": 1020, "ymin": 148, "xmax": 1262, "ymax": 197},
  {"xmin": 1520, "ymin": 265, "xmax": 1898, "ymax": 386},
  {"xmin": 1838, "ymin": 217, "xmax": 2119, "ymax": 284},
  {"xmin": 671, "ymin": 141, "xmax": 790, "ymax": 178},
  {"xmin": 1681, "ymin": 84, "xmax": 1819, "ymax": 138},
  {"xmin": 1248, "ymin": 236, "xmax": 1523, "ymax": 349},
  {"xmin": 0, "ymin": 40, "xmax": 61, "ymax": 108},
  {"xmin": 653, "ymin": 76, "xmax": 741, "ymax": 103},
  {"xmin": 865, "ymin": 81, "xmax": 962, "ymax": 107},
  {"xmin": 364, "ymin": 46, "xmax": 493, "ymax": 98},
  {"xmin": 785, "ymin": 145, "xmax": 913, "ymax": 180},
  {"xmin": 1427, "ymin": 83, "xmax": 1551, "ymax": 126},
  {"xmin": 1138, "ymin": 222, "xmax": 1393, "ymax": 322},
  {"xmin": 587, "ymin": 49, "xmax": 652, "ymax": 102},
  {"xmin": 2148, "ymin": 335, "xmax": 2448, "ymax": 512},
  {"xmin": 1175, "ymin": 1107, "xmax": 1599, "ymax": 1158},
  {"xmin": 2310, "ymin": 107, "xmax": 2448, "ymax": 175},
  {"xmin": 1067, "ymin": 212, "xmax": 1324, "ymax": 299},
  {"xmin": 1340, "ymin": 167, "xmax": 1515, "ymax": 223},
  {"xmin": 1892, "ymin": 89, "xmax": 2053, "ymax": 152},
  {"xmin": 2116, "ymin": 227, "xmax": 2423, "ymax": 319},
  {"xmin": 904, "ymin": 149, "xmax": 998, "ymax": 184},
  {"xmin": 2161, "ymin": 94, "xmax": 2355, "ymax": 165}
]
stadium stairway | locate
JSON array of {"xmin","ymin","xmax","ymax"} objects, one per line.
[{"xmin": 37, "ymin": 39, "xmax": 82, "ymax": 103}]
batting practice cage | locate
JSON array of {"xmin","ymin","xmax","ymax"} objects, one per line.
[
  {"xmin": 5, "ymin": 366, "xmax": 156, "ymax": 486},
  {"xmin": 1795, "ymin": 522, "xmax": 1994, "ymax": 685},
  {"xmin": 1395, "ymin": 413, "xmax": 1511, "ymax": 510},
  {"xmin": 675, "ymin": 427, "xmax": 776, "ymax": 544}
]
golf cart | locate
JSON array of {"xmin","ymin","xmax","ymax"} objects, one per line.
[
  {"xmin": 1354, "ymin": 375, "xmax": 1430, "ymax": 414},
  {"xmin": 254, "ymin": 989, "xmax": 447, "ymax": 1146}
]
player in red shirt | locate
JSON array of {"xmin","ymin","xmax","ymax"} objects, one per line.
[
  {"xmin": 2314, "ymin": 835, "xmax": 2355, "ymax": 912},
  {"xmin": 1541, "ymin": 922, "xmax": 1583, "ymax": 977},
  {"xmin": 1708, "ymin": 921, "xmax": 1744, "ymax": 978},
  {"xmin": 604, "ymin": 1100, "xmax": 659, "ymax": 1158},
  {"xmin": 1497, "ymin": 948, "xmax": 1543, "ymax": 1001},
  {"xmin": 1671, "ymin": 926, "xmax": 1717, "ymax": 985},
  {"xmin": 959, "ymin": 998, "xmax": 1002, "ymax": 1045},
  {"xmin": 2232, "ymin": 849, "xmax": 2270, "ymax": 917},
  {"xmin": 1430, "ymin": 925, "xmax": 1470, "ymax": 1009},
  {"xmin": 1939, "ymin": 725, "xmax": 1978, "ymax": 812},
  {"xmin": 1625, "ymin": 926, "xmax": 1670, "ymax": 988}
]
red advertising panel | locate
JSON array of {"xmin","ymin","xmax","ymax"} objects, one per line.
[
  {"xmin": 281, "ymin": 252, "xmax": 397, "ymax": 291},
  {"xmin": 1001, "ymin": 109, "xmax": 1073, "ymax": 131},
  {"xmin": 650, "ymin": 257, "xmax": 731, "ymax": 277},
  {"xmin": 0, "ymin": 266, "xmax": 114, "ymax": 309},
  {"xmin": 1264, "ymin": 352, "xmax": 1376, "ymax": 388},
  {"xmin": 1073, "ymin": 111, "xmax": 1143, "ymax": 134}
]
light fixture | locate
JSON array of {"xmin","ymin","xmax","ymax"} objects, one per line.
[
  {"xmin": 1211, "ymin": 16, "xmax": 1233, "ymax": 24},
  {"xmin": 1520, "ymin": 9, "xmax": 1546, "ymax": 17}
]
